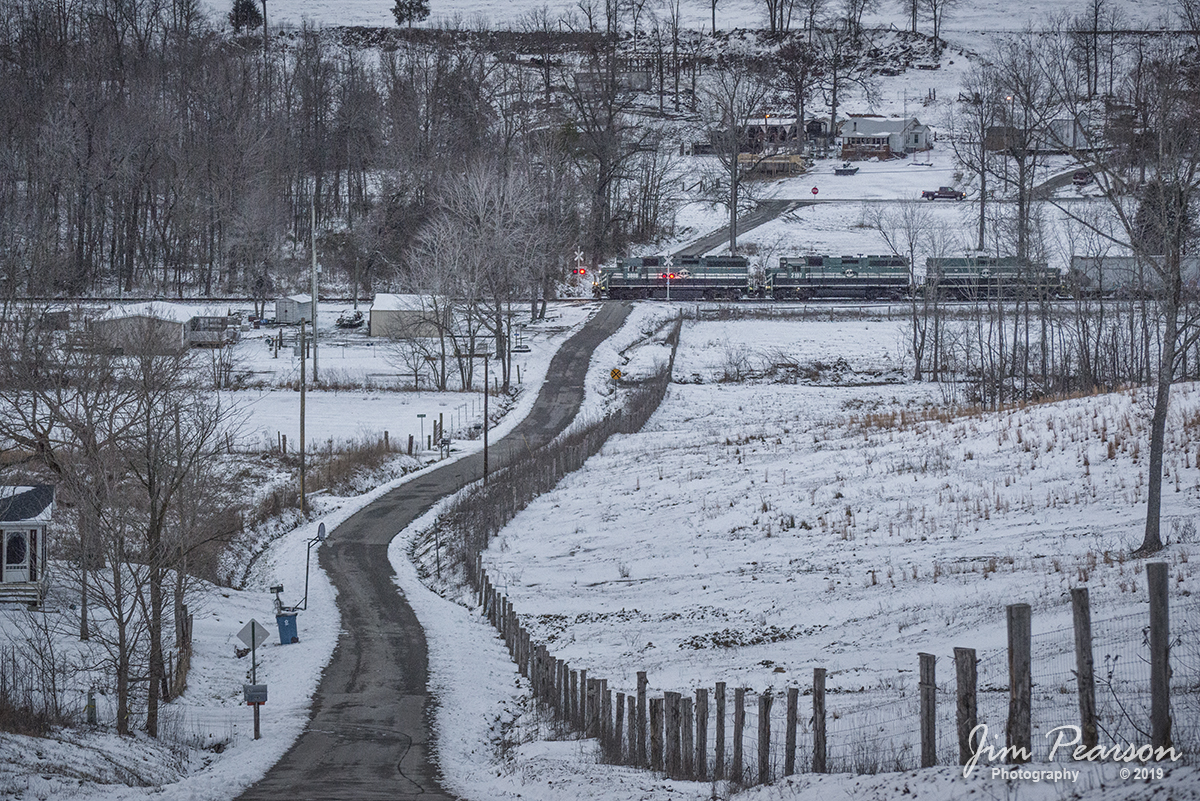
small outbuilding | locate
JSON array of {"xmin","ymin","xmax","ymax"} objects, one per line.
[
  {"xmin": 0, "ymin": 485, "xmax": 54, "ymax": 608},
  {"xmin": 90, "ymin": 302, "xmax": 193, "ymax": 354},
  {"xmin": 369, "ymin": 294, "xmax": 444, "ymax": 338},
  {"xmin": 275, "ymin": 294, "xmax": 315, "ymax": 325}
]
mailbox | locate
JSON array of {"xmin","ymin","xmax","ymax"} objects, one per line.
[{"xmin": 243, "ymin": 684, "xmax": 268, "ymax": 705}]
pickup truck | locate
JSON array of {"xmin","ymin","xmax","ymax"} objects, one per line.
[{"xmin": 921, "ymin": 186, "xmax": 966, "ymax": 201}]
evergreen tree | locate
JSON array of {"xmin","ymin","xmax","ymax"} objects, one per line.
[
  {"xmin": 392, "ymin": 0, "xmax": 430, "ymax": 27},
  {"xmin": 229, "ymin": 0, "xmax": 263, "ymax": 32}
]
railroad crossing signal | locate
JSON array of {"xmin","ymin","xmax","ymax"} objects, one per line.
[{"xmin": 610, "ymin": 367, "xmax": 623, "ymax": 381}]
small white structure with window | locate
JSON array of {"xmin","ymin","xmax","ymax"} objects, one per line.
[
  {"xmin": 0, "ymin": 485, "xmax": 54, "ymax": 608},
  {"xmin": 276, "ymin": 294, "xmax": 314, "ymax": 325}
]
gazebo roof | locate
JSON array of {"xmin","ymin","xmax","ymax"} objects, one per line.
[{"xmin": 0, "ymin": 485, "xmax": 55, "ymax": 523}]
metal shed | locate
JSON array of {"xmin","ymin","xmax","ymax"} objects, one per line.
[
  {"xmin": 90, "ymin": 302, "xmax": 192, "ymax": 354},
  {"xmin": 275, "ymin": 294, "xmax": 314, "ymax": 325},
  {"xmin": 369, "ymin": 294, "xmax": 443, "ymax": 338}
]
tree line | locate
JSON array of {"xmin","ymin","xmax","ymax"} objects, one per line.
[{"xmin": 878, "ymin": 6, "xmax": 1200, "ymax": 555}]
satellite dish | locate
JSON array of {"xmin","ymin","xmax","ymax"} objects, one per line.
[{"xmin": 317, "ymin": 523, "xmax": 327, "ymax": 542}]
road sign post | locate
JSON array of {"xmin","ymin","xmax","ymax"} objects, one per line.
[
  {"xmin": 238, "ymin": 619, "xmax": 271, "ymax": 739},
  {"xmin": 300, "ymin": 522, "xmax": 326, "ymax": 612}
]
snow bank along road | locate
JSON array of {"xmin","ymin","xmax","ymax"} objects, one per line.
[{"xmin": 237, "ymin": 302, "xmax": 632, "ymax": 801}]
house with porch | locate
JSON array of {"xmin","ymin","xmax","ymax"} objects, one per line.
[
  {"xmin": 0, "ymin": 485, "xmax": 54, "ymax": 608},
  {"xmin": 839, "ymin": 116, "xmax": 931, "ymax": 160}
]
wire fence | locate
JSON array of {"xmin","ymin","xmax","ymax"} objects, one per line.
[{"xmin": 470, "ymin": 577, "xmax": 1199, "ymax": 789}]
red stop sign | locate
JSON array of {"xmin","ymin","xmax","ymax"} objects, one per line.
[{"xmin": 811, "ymin": 186, "xmax": 819, "ymax": 195}]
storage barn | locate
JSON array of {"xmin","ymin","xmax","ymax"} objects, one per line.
[{"xmin": 369, "ymin": 294, "xmax": 443, "ymax": 338}]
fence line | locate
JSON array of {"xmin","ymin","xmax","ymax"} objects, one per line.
[
  {"xmin": 471, "ymin": 561, "xmax": 1196, "ymax": 788},
  {"xmin": 422, "ymin": 313, "xmax": 1195, "ymax": 786}
]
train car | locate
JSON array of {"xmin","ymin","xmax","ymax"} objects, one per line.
[
  {"xmin": 595, "ymin": 256, "xmax": 751, "ymax": 300},
  {"xmin": 1068, "ymin": 255, "xmax": 1200, "ymax": 300},
  {"xmin": 925, "ymin": 256, "xmax": 1061, "ymax": 299},
  {"xmin": 768, "ymin": 255, "xmax": 910, "ymax": 300}
]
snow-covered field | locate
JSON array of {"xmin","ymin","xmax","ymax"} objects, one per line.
[
  {"xmin": 5, "ymin": 303, "xmax": 1199, "ymax": 801},
  {"xmin": 0, "ymin": 302, "xmax": 601, "ymax": 801},
  {"xmin": 460, "ymin": 313, "xmax": 1200, "ymax": 798}
]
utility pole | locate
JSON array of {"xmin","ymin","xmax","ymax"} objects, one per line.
[
  {"xmin": 311, "ymin": 200, "xmax": 319, "ymax": 384},
  {"xmin": 483, "ymin": 354, "xmax": 489, "ymax": 483},
  {"xmin": 299, "ymin": 319, "xmax": 307, "ymax": 513}
]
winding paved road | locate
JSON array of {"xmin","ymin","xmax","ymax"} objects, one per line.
[{"xmin": 238, "ymin": 302, "xmax": 631, "ymax": 801}]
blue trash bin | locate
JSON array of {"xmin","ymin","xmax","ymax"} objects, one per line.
[{"xmin": 276, "ymin": 612, "xmax": 299, "ymax": 644}]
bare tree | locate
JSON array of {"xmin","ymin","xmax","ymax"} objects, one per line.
[
  {"xmin": 816, "ymin": 21, "xmax": 879, "ymax": 158},
  {"xmin": 921, "ymin": 0, "xmax": 958, "ymax": 51},
  {"xmin": 559, "ymin": 36, "xmax": 657, "ymax": 266},
  {"xmin": 700, "ymin": 54, "xmax": 771, "ymax": 255},
  {"xmin": 1037, "ymin": 27, "xmax": 1200, "ymax": 554},
  {"xmin": 773, "ymin": 36, "xmax": 821, "ymax": 154},
  {"xmin": 873, "ymin": 200, "xmax": 935, "ymax": 379},
  {"xmin": 947, "ymin": 64, "xmax": 1003, "ymax": 251}
]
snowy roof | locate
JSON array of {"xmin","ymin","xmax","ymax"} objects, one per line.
[
  {"xmin": 95, "ymin": 301, "xmax": 195, "ymax": 324},
  {"xmin": 0, "ymin": 485, "xmax": 54, "ymax": 523},
  {"xmin": 371, "ymin": 294, "xmax": 431, "ymax": 312},
  {"xmin": 840, "ymin": 116, "xmax": 926, "ymax": 137},
  {"xmin": 282, "ymin": 294, "xmax": 312, "ymax": 304}
]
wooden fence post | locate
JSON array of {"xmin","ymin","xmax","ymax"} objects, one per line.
[
  {"xmin": 1071, "ymin": 587, "xmax": 1098, "ymax": 750},
  {"xmin": 601, "ymin": 679, "xmax": 610, "ymax": 739},
  {"xmin": 681, "ymin": 695, "xmax": 694, "ymax": 779},
  {"xmin": 627, "ymin": 694, "xmax": 637, "ymax": 765},
  {"xmin": 587, "ymin": 678, "xmax": 598, "ymax": 737},
  {"xmin": 570, "ymin": 670, "xmax": 579, "ymax": 729},
  {"xmin": 664, "ymin": 691, "xmax": 681, "ymax": 777},
  {"xmin": 733, "ymin": 687, "xmax": 745, "ymax": 784},
  {"xmin": 1148, "ymin": 562, "xmax": 1172, "ymax": 751},
  {"xmin": 696, "ymin": 688, "xmax": 709, "ymax": 781},
  {"xmin": 637, "ymin": 671, "xmax": 648, "ymax": 767},
  {"xmin": 919, "ymin": 652, "xmax": 936, "ymax": 768},
  {"xmin": 813, "ymin": 668, "xmax": 827, "ymax": 774},
  {"xmin": 715, "ymin": 682, "xmax": 726, "ymax": 780},
  {"xmin": 580, "ymin": 670, "xmax": 589, "ymax": 732},
  {"xmin": 954, "ymin": 647, "xmax": 977, "ymax": 765},
  {"xmin": 1006, "ymin": 603, "xmax": 1032, "ymax": 763},
  {"xmin": 616, "ymin": 691, "xmax": 626, "ymax": 762},
  {"xmin": 785, "ymin": 687, "xmax": 798, "ymax": 776},
  {"xmin": 757, "ymin": 690, "xmax": 772, "ymax": 785},
  {"xmin": 602, "ymin": 683, "xmax": 611, "ymax": 745},
  {"xmin": 650, "ymin": 697, "xmax": 664, "ymax": 771}
]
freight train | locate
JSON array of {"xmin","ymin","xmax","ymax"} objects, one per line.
[{"xmin": 594, "ymin": 254, "xmax": 1062, "ymax": 301}]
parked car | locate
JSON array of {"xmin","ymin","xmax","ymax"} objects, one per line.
[
  {"xmin": 1072, "ymin": 170, "xmax": 1093, "ymax": 186},
  {"xmin": 921, "ymin": 186, "xmax": 966, "ymax": 201}
]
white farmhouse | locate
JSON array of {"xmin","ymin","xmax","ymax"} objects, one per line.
[{"xmin": 839, "ymin": 116, "xmax": 931, "ymax": 160}]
